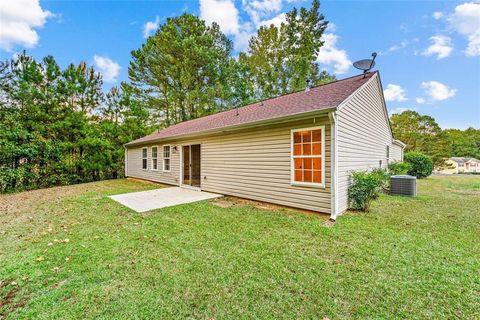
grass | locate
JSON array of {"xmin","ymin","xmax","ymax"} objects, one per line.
[{"xmin": 1, "ymin": 176, "xmax": 479, "ymax": 319}]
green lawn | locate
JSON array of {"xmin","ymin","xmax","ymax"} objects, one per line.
[{"xmin": 1, "ymin": 176, "xmax": 479, "ymax": 319}]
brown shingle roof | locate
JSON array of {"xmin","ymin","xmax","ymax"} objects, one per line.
[{"xmin": 126, "ymin": 72, "xmax": 376, "ymax": 146}]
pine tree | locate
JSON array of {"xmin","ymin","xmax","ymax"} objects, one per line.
[
  {"xmin": 242, "ymin": 0, "xmax": 333, "ymax": 99},
  {"xmin": 128, "ymin": 13, "xmax": 235, "ymax": 126}
]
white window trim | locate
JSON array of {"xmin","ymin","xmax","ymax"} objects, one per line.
[
  {"xmin": 290, "ymin": 126, "xmax": 326, "ymax": 188},
  {"xmin": 162, "ymin": 144, "xmax": 171, "ymax": 172},
  {"xmin": 142, "ymin": 147, "xmax": 148, "ymax": 171},
  {"xmin": 151, "ymin": 146, "xmax": 159, "ymax": 171}
]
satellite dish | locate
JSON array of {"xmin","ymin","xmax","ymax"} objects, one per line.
[{"xmin": 353, "ymin": 52, "xmax": 377, "ymax": 77}]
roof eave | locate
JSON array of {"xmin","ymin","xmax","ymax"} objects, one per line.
[
  {"xmin": 125, "ymin": 106, "xmax": 337, "ymax": 147},
  {"xmin": 393, "ymin": 139, "xmax": 406, "ymax": 148}
]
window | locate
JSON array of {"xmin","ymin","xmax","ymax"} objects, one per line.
[
  {"xmin": 291, "ymin": 126, "xmax": 324, "ymax": 186},
  {"xmin": 142, "ymin": 148, "xmax": 148, "ymax": 170},
  {"xmin": 151, "ymin": 146, "xmax": 158, "ymax": 170},
  {"xmin": 163, "ymin": 145, "xmax": 171, "ymax": 172}
]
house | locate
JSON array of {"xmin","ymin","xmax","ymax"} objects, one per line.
[
  {"xmin": 124, "ymin": 71, "xmax": 404, "ymax": 220},
  {"xmin": 435, "ymin": 157, "xmax": 480, "ymax": 174}
]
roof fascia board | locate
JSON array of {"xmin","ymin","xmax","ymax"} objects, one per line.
[
  {"xmin": 393, "ymin": 139, "xmax": 406, "ymax": 148},
  {"xmin": 125, "ymin": 107, "xmax": 336, "ymax": 147},
  {"xmin": 374, "ymin": 72, "xmax": 395, "ymax": 139}
]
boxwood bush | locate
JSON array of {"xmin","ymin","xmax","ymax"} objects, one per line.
[
  {"xmin": 348, "ymin": 168, "xmax": 389, "ymax": 212},
  {"xmin": 388, "ymin": 161, "xmax": 411, "ymax": 175},
  {"xmin": 404, "ymin": 152, "xmax": 433, "ymax": 178}
]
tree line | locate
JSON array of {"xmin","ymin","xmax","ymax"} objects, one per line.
[
  {"xmin": 1, "ymin": 0, "xmax": 334, "ymax": 193},
  {"xmin": 390, "ymin": 110, "xmax": 480, "ymax": 167}
]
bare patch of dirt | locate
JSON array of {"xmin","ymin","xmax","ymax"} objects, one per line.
[
  {"xmin": 323, "ymin": 219, "xmax": 336, "ymax": 228},
  {"xmin": 210, "ymin": 198, "xmax": 235, "ymax": 208},
  {"xmin": 0, "ymin": 284, "xmax": 27, "ymax": 318},
  {"xmin": 447, "ymin": 188, "xmax": 480, "ymax": 196},
  {"xmin": 210, "ymin": 196, "xmax": 329, "ymax": 219},
  {"xmin": 211, "ymin": 196, "xmax": 285, "ymax": 211},
  {"xmin": 0, "ymin": 183, "xmax": 93, "ymax": 215}
]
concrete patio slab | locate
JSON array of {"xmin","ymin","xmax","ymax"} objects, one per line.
[{"xmin": 109, "ymin": 187, "xmax": 222, "ymax": 213}]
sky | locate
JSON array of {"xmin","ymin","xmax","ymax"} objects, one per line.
[{"xmin": 0, "ymin": 0, "xmax": 479, "ymax": 130}]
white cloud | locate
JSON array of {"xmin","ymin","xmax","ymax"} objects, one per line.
[
  {"xmin": 143, "ymin": 16, "xmax": 160, "ymax": 38},
  {"xmin": 243, "ymin": 0, "xmax": 283, "ymax": 25},
  {"xmin": 399, "ymin": 24, "xmax": 409, "ymax": 32},
  {"xmin": 421, "ymin": 81, "xmax": 457, "ymax": 101},
  {"xmin": 248, "ymin": 0, "xmax": 282, "ymax": 12},
  {"xmin": 316, "ymin": 29, "xmax": 351, "ymax": 74},
  {"xmin": 233, "ymin": 23, "xmax": 255, "ymax": 51},
  {"xmin": 0, "ymin": 0, "xmax": 53, "ymax": 51},
  {"xmin": 200, "ymin": 0, "xmax": 240, "ymax": 35},
  {"xmin": 383, "ymin": 84, "xmax": 407, "ymax": 102},
  {"xmin": 416, "ymin": 97, "xmax": 426, "ymax": 104},
  {"xmin": 326, "ymin": 22, "xmax": 336, "ymax": 32},
  {"xmin": 258, "ymin": 12, "xmax": 286, "ymax": 28},
  {"xmin": 432, "ymin": 11, "xmax": 444, "ymax": 20},
  {"xmin": 199, "ymin": 0, "xmax": 285, "ymax": 51},
  {"xmin": 448, "ymin": 2, "xmax": 480, "ymax": 56},
  {"xmin": 422, "ymin": 35, "xmax": 453, "ymax": 59},
  {"xmin": 389, "ymin": 40, "xmax": 408, "ymax": 52},
  {"xmin": 93, "ymin": 55, "xmax": 121, "ymax": 83}
]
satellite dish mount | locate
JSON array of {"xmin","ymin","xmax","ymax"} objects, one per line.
[{"xmin": 353, "ymin": 52, "xmax": 377, "ymax": 78}]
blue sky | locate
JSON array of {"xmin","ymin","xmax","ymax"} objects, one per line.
[{"xmin": 1, "ymin": 0, "xmax": 479, "ymax": 129}]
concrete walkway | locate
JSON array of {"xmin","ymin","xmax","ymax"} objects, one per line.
[{"xmin": 109, "ymin": 187, "xmax": 222, "ymax": 213}]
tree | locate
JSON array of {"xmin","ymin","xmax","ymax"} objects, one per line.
[
  {"xmin": 0, "ymin": 53, "xmax": 150, "ymax": 192},
  {"xmin": 404, "ymin": 151, "xmax": 433, "ymax": 178},
  {"xmin": 390, "ymin": 110, "xmax": 448, "ymax": 166},
  {"xmin": 241, "ymin": 0, "xmax": 333, "ymax": 100},
  {"xmin": 444, "ymin": 128, "xmax": 480, "ymax": 159},
  {"xmin": 128, "ymin": 13, "xmax": 235, "ymax": 127}
]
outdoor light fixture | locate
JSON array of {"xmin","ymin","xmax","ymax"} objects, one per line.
[{"xmin": 172, "ymin": 146, "xmax": 178, "ymax": 154}]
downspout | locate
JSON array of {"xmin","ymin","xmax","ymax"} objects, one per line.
[
  {"xmin": 328, "ymin": 111, "xmax": 338, "ymax": 221},
  {"xmin": 124, "ymin": 146, "xmax": 128, "ymax": 178}
]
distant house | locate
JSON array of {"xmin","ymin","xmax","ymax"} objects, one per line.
[
  {"xmin": 125, "ymin": 71, "xmax": 404, "ymax": 220},
  {"xmin": 436, "ymin": 157, "xmax": 480, "ymax": 174}
]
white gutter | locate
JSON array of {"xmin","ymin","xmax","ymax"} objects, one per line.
[
  {"xmin": 124, "ymin": 145, "xmax": 128, "ymax": 178},
  {"xmin": 328, "ymin": 111, "xmax": 338, "ymax": 221}
]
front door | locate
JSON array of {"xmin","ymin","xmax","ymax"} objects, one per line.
[{"xmin": 182, "ymin": 144, "xmax": 201, "ymax": 187}]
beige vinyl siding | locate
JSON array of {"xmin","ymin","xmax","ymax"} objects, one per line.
[
  {"xmin": 126, "ymin": 145, "xmax": 180, "ymax": 186},
  {"xmin": 390, "ymin": 143, "xmax": 403, "ymax": 162},
  {"xmin": 126, "ymin": 116, "xmax": 332, "ymax": 213},
  {"xmin": 336, "ymin": 74, "xmax": 394, "ymax": 214}
]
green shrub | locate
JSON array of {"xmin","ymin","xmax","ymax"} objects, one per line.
[
  {"xmin": 388, "ymin": 161, "xmax": 411, "ymax": 175},
  {"xmin": 404, "ymin": 152, "xmax": 433, "ymax": 178},
  {"xmin": 348, "ymin": 169, "xmax": 389, "ymax": 212}
]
